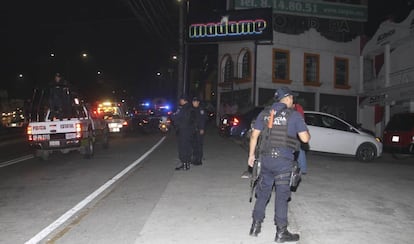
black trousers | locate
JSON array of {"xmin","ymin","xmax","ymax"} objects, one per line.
[
  {"xmin": 192, "ymin": 131, "xmax": 204, "ymax": 163},
  {"xmin": 177, "ymin": 129, "xmax": 193, "ymax": 163}
]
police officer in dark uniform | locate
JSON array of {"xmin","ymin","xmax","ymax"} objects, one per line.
[
  {"xmin": 248, "ymin": 86, "xmax": 310, "ymax": 243},
  {"xmin": 191, "ymin": 96, "xmax": 207, "ymax": 165},
  {"xmin": 49, "ymin": 72, "xmax": 71, "ymax": 119},
  {"xmin": 172, "ymin": 95, "xmax": 194, "ymax": 171}
]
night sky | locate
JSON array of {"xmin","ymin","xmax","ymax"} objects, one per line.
[{"xmin": 0, "ymin": 0, "xmax": 412, "ymax": 101}]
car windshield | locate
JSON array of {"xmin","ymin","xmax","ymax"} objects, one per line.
[{"xmin": 385, "ymin": 113, "xmax": 414, "ymax": 131}]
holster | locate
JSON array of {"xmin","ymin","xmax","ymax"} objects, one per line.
[{"xmin": 289, "ymin": 161, "xmax": 301, "ymax": 191}]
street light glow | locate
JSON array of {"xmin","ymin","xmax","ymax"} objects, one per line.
[
  {"xmin": 50, "ymin": 53, "xmax": 55, "ymax": 57},
  {"xmin": 156, "ymin": 72, "xmax": 161, "ymax": 76},
  {"xmin": 18, "ymin": 74, "xmax": 23, "ymax": 78},
  {"xmin": 81, "ymin": 53, "xmax": 88, "ymax": 58}
]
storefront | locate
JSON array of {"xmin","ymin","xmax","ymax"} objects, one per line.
[{"xmin": 360, "ymin": 10, "xmax": 414, "ymax": 135}]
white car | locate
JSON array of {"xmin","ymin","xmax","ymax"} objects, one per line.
[{"xmin": 304, "ymin": 111, "xmax": 382, "ymax": 162}]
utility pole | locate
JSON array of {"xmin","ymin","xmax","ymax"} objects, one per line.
[{"xmin": 177, "ymin": 0, "xmax": 185, "ymax": 99}]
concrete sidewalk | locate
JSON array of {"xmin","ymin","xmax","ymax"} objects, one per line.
[
  {"xmin": 134, "ymin": 131, "xmax": 300, "ymax": 244},
  {"xmin": 133, "ymin": 130, "xmax": 414, "ymax": 244}
]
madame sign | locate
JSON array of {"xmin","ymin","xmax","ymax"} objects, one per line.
[
  {"xmin": 187, "ymin": 8, "xmax": 273, "ymax": 42},
  {"xmin": 189, "ymin": 17, "xmax": 268, "ymax": 39}
]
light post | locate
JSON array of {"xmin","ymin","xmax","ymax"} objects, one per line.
[{"xmin": 177, "ymin": 0, "xmax": 188, "ymax": 99}]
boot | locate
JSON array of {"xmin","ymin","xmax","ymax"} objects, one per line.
[
  {"xmin": 175, "ymin": 163, "xmax": 185, "ymax": 170},
  {"xmin": 275, "ymin": 226, "xmax": 299, "ymax": 243},
  {"xmin": 184, "ymin": 162, "xmax": 190, "ymax": 170},
  {"xmin": 249, "ymin": 220, "xmax": 262, "ymax": 236}
]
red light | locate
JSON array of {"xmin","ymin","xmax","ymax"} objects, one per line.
[
  {"xmin": 122, "ymin": 121, "xmax": 128, "ymax": 126},
  {"xmin": 233, "ymin": 118, "xmax": 240, "ymax": 126}
]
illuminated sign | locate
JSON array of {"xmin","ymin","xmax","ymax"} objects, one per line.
[
  {"xmin": 187, "ymin": 8, "xmax": 272, "ymax": 43},
  {"xmin": 234, "ymin": 0, "xmax": 367, "ymax": 22}
]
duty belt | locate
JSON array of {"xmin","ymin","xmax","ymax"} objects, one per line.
[{"xmin": 261, "ymin": 148, "xmax": 293, "ymax": 161}]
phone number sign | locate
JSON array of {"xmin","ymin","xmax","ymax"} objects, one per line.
[{"xmin": 234, "ymin": 0, "xmax": 367, "ymax": 22}]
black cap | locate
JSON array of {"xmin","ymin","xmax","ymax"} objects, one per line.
[
  {"xmin": 179, "ymin": 94, "xmax": 189, "ymax": 101},
  {"xmin": 274, "ymin": 86, "xmax": 298, "ymax": 101},
  {"xmin": 192, "ymin": 96, "xmax": 200, "ymax": 102}
]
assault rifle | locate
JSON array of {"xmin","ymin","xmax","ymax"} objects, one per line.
[{"xmin": 249, "ymin": 158, "xmax": 261, "ymax": 202}]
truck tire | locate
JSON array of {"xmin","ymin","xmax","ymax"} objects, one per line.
[
  {"xmin": 36, "ymin": 150, "xmax": 50, "ymax": 161},
  {"xmin": 102, "ymin": 128, "xmax": 109, "ymax": 149},
  {"xmin": 84, "ymin": 137, "xmax": 94, "ymax": 159}
]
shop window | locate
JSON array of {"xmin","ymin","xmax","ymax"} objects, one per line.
[
  {"xmin": 304, "ymin": 53, "xmax": 320, "ymax": 86},
  {"xmin": 334, "ymin": 57, "xmax": 350, "ymax": 89},
  {"xmin": 272, "ymin": 49, "xmax": 290, "ymax": 83}
]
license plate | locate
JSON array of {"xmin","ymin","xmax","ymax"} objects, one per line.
[
  {"xmin": 65, "ymin": 133, "xmax": 77, "ymax": 139},
  {"xmin": 223, "ymin": 119, "xmax": 228, "ymax": 125},
  {"xmin": 112, "ymin": 128, "xmax": 120, "ymax": 132},
  {"xmin": 392, "ymin": 136, "xmax": 400, "ymax": 142},
  {"xmin": 49, "ymin": 141, "xmax": 60, "ymax": 147}
]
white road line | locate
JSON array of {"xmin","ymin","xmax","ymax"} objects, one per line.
[
  {"xmin": 0, "ymin": 154, "xmax": 34, "ymax": 168},
  {"xmin": 25, "ymin": 136, "xmax": 166, "ymax": 244}
]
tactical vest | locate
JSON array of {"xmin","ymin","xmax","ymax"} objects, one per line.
[{"xmin": 260, "ymin": 107, "xmax": 300, "ymax": 154}]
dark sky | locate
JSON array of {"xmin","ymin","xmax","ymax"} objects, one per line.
[{"xmin": 1, "ymin": 0, "xmax": 412, "ymax": 100}]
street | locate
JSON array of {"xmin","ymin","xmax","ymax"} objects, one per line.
[{"xmin": 0, "ymin": 129, "xmax": 413, "ymax": 244}]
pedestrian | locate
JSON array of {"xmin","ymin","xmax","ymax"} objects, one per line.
[
  {"xmin": 248, "ymin": 86, "xmax": 310, "ymax": 243},
  {"xmin": 191, "ymin": 96, "xmax": 207, "ymax": 165},
  {"xmin": 171, "ymin": 95, "xmax": 194, "ymax": 171},
  {"xmin": 293, "ymin": 103, "xmax": 308, "ymax": 174}
]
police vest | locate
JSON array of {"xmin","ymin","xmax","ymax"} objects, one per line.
[{"xmin": 260, "ymin": 107, "xmax": 300, "ymax": 153}]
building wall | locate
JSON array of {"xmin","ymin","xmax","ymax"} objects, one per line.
[{"xmin": 218, "ymin": 28, "xmax": 361, "ymax": 123}]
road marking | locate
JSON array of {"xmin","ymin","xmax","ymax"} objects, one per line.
[
  {"xmin": 25, "ymin": 136, "xmax": 166, "ymax": 244},
  {"xmin": 0, "ymin": 154, "xmax": 34, "ymax": 168}
]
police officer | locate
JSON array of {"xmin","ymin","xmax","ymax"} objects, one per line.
[
  {"xmin": 248, "ymin": 86, "xmax": 310, "ymax": 243},
  {"xmin": 172, "ymin": 95, "xmax": 194, "ymax": 171},
  {"xmin": 191, "ymin": 96, "xmax": 207, "ymax": 165},
  {"xmin": 49, "ymin": 73, "xmax": 70, "ymax": 119}
]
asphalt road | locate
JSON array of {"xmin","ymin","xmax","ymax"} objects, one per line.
[{"xmin": 0, "ymin": 131, "xmax": 168, "ymax": 244}]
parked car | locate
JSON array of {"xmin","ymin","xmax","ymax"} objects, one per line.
[
  {"xmin": 219, "ymin": 107, "xmax": 264, "ymax": 137},
  {"xmin": 304, "ymin": 111, "xmax": 383, "ymax": 162},
  {"xmin": 383, "ymin": 112, "xmax": 414, "ymax": 154}
]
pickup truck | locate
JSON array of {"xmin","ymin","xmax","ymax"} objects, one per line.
[{"xmin": 27, "ymin": 101, "xmax": 109, "ymax": 160}]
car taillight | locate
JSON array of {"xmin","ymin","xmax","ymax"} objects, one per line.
[
  {"xmin": 27, "ymin": 126, "xmax": 33, "ymax": 141},
  {"xmin": 233, "ymin": 118, "xmax": 240, "ymax": 126},
  {"xmin": 122, "ymin": 121, "xmax": 128, "ymax": 126},
  {"xmin": 76, "ymin": 123, "xmax": 82, "ymax": 138}
]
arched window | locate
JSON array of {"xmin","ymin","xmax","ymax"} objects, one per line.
[
  {"xmin": 221, "ymin": 54, "xmax": 234, "ymax": 83},
  {"xmin": 237, "ymin": 48, "xmax": 251, "ymax": 81}
]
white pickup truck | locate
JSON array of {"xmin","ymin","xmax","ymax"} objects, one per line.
[{"xmin": 27, "ymin": 101, "xmax": 109, "ymax": 160}]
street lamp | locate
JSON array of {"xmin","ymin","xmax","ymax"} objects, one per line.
[{"xmin": 81, "ymin": 52, "xmax": 88, "ymax": 58}]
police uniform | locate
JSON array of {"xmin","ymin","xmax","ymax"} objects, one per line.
[
  {"xmin": 249, "ymin": 87, "xmax": 308, "ymax": 243},
  {"xmin": 191, "ymin": 97, "xmax": 207, "ymax": 165},
  {"xmin": 172, "ymin": 97, "xmax": 194, "ymax": 170}
]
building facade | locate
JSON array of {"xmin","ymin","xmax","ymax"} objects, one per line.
[
  {"xmin": 216, "ymin": 0, "xmax": 367, "ymax": 125},
  {"xmin": 360, "ymin": 10, "xmax": 414, "ymax": 136}
]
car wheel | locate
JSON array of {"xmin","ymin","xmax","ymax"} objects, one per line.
[{"xmin": 356, "ymin": 143, "xmax": 376, "ymax": 162}]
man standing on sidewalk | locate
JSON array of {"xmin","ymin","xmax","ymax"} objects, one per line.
[
  {"xmin": 191, "ymin": 96, "xmax": 207, "ymax": 165},
  {"xmin": 248, "ymin": 87, "xmax": 310, "ymax": 243},
  {"xmin": 171, "ymin": 95, "xmax": 194, "ymax": 171}
]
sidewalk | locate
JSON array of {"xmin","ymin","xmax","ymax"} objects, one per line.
[{"xmin": 134, "ymin": 131, "xmax": 300, "ymax": 244}]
